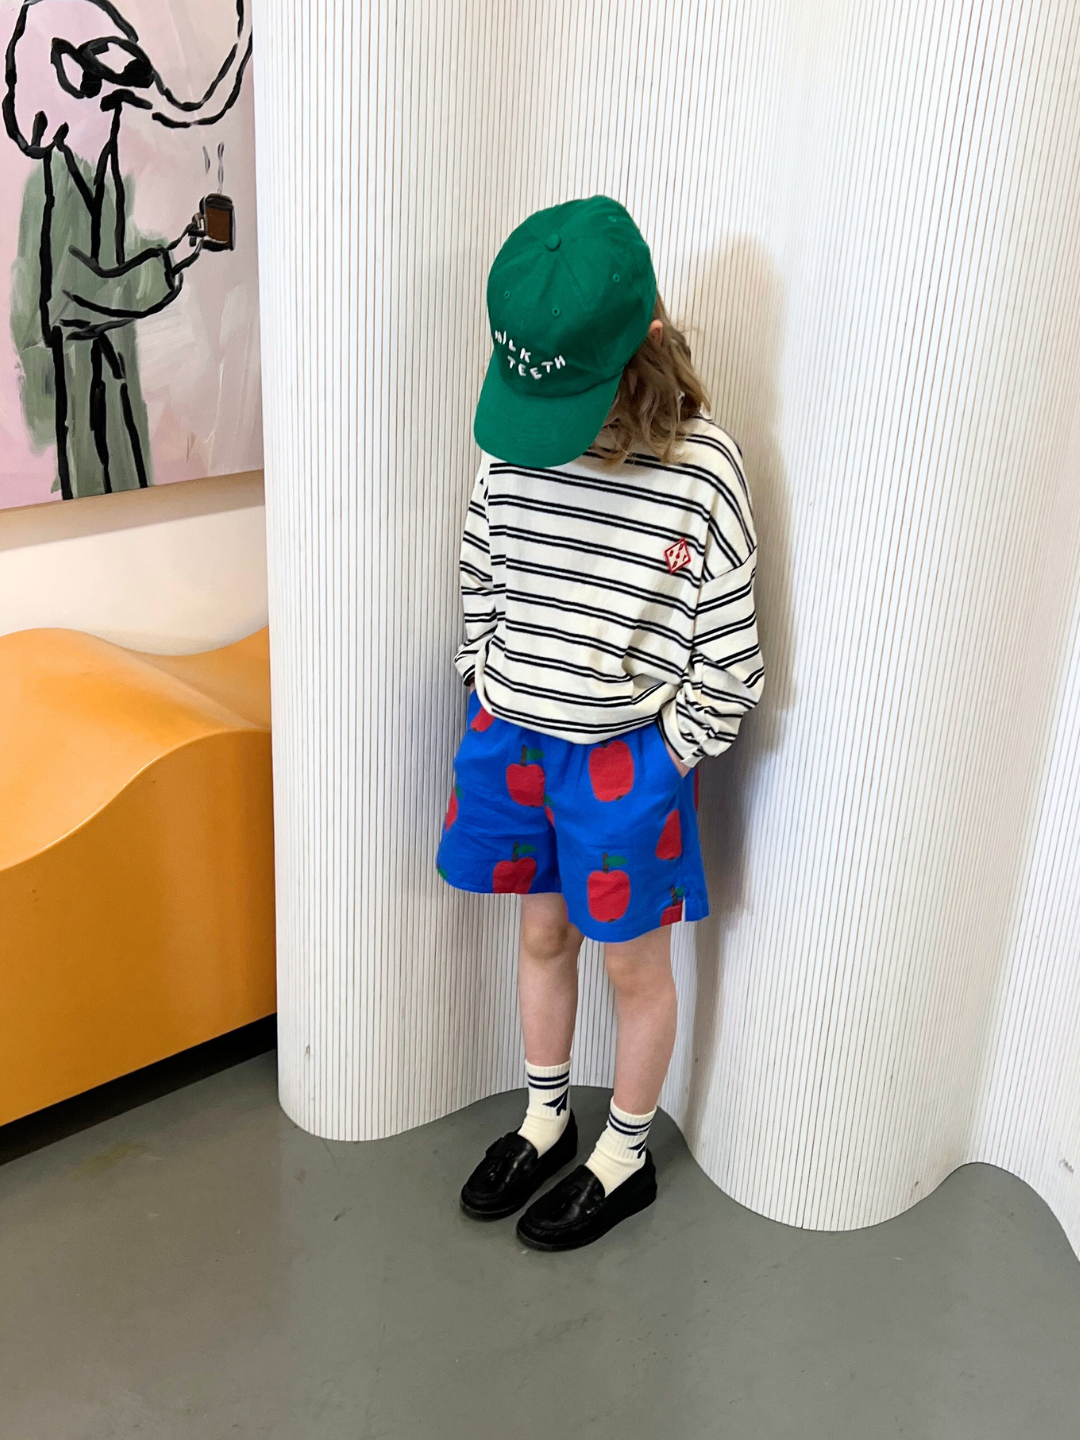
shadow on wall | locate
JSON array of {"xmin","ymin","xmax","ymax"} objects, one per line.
[{"xmin": 682, "ymin": 239, "xmax": 795, "ymax": 1141}]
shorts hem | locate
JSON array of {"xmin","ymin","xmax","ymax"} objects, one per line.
[
  {"xmin": 437, "ymin": 869, "xmax": 563, "ymax": 898},
  {"xmin": 564, "ymin": 891, "xmax": 710, "ymax": 944}
]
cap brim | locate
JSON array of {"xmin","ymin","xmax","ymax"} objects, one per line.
[{"xmin": 473, "ymin": 357, "xmax": 621, "ymax": 468}]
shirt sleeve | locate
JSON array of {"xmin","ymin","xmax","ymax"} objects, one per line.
[
  {"xmin": 51, "ymin": 244, "xmax": 182, "ymax": 337},
  {"xmin": 453, "ymin": 459, "xmax": 498, "ymax": 686},
  {"xmin": 658, "ymin": 547, "xmax": 765, "ymax": 766}
]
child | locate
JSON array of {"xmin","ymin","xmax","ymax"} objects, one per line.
[{"xmin": 438, "ymin": 196, "xmax": 763, "ymax": 1251}]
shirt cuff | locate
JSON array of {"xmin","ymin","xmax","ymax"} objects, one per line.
[
  {"xmin": 657, "ymin": 703, "xmax": 703, "ymax": 769},
  {"xmin": 453, "ymin": 648, "xmax": 477, "ymax": 686}
]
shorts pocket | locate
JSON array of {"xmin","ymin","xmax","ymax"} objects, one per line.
[
  {"xmin": 648, "ymin": 722, "xmax": 685, "ymax": 784},
  {"xmin": 462, "ymin": 688, "xmax": 501, "ymax": 744}
]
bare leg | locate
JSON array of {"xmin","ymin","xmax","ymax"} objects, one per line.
[
  {"xmin": 604, "ymin": 925, "xmax": 677, "ymax": 1114},
  {"xmin": 518, "ymin": 893, "xmax": 583, "ymax": 1063},
  {"xmin": 460, "ymin": 893, "xmax": 585, "ymax": 1212}
]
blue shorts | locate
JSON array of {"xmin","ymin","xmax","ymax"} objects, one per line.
[{"xmin": 437, "ymin": 691, "xmax": 709, "ymax": 943}]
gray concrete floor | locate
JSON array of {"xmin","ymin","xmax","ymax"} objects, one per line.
[{"xmin": 2, "ymin": 1054, "xmax": 1080, "ymax": 1440}]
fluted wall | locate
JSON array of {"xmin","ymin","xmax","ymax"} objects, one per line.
[{"xmin": 253, "ymin": 0, "xmax": 1080, "ymax": 1254}]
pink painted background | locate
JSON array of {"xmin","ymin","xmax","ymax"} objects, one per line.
[{"xmin": 0, "ymin": 0, "xmax": 262, "ymax": 510}]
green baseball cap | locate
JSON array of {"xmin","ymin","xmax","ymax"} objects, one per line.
[{"xmin": 474, "ymin": 196, "xmax": 657, "ymax": 467}]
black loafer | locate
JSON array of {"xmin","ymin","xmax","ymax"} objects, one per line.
[
  {"xmin": 460, "ymin": 1113, "xmax": 578, "ymax": 1220},
  {"xmin": 516, "ymin": 1151, "xmax": 657, "ymax": 1251}
]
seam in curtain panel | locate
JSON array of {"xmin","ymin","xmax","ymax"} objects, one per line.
[{"xmin": 253, "ymin": 0, "xmax": 1080, "ymax": 1256}]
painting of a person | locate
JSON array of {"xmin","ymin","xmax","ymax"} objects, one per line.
[{"xmin": 3, "ymin": 0, "xmax": 251, "ymax": 499}]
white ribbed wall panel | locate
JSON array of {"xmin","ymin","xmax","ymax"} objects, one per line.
[
  {"xmin": 253, "ymin": 0, "xmax": 1080, "ymax": 1253},
  {"xmin": 977, "ymin": 584, "xmax": 1080, "ymax": 1230}
]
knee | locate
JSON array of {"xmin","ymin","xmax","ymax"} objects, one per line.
[
  {"xmin": 604, "ymin": 948, "xmax": 669, "ymax": 1001},
  {"xmin": 520, "ymin": 914, "xmax": 576, "ymax": 964}
]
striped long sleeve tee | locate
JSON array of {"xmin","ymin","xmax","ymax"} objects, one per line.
[{"xmin": 454, "ymin": 415, "xmax": 764, "ymax": 767}]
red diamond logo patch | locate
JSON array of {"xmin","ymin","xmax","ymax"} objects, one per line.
[{"xmin": 664, "ymin": 538, "xmax": 692, "ymax": 575}]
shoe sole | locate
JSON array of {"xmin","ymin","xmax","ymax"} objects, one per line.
[{"xmin": 516, "ymin": 1178, "xmax": 658, "ymax": 1252}]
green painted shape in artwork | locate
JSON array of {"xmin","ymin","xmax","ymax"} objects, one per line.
[
  {"xmin": 10, "ymin": 150, "xmax": 181, "ymax": 498},
  {"xmin": 10, "ymin": 165, "xmax": 54, "ymax": 450}
]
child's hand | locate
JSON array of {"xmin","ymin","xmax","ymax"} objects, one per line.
[{"xmin": 664, "ymin": 740, "xmax": 691, "ymax": 778}]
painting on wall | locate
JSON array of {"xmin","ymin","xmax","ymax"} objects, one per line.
[{"xmin": 0, "ymin": 0, "xmax": 261, "ymax": 510}]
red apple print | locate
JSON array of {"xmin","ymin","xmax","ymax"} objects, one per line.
[
  {"xmin": 444, "ymin": 783, "xmax": 461, "ymax": 829},
  {"xmin": 493, "ymin": 842, "xmax": 537, "ymax": 894},
  {"xmin": 587, "ymin": 852, "xmax": 631, "ymax": 922},
  {"xmin": 693, "ymin": 766, "xmax": 700, "ymax": 812},
  {"xmin": 655, "ymin": 809, "xmax": 682, "ymax": 860},
  {"xmin": 588, "ymin": 739, "xmax": 635, "ymax": 802},
  {"xmin": 471, "ymin": 706, "xmax": 495, "ymax": 732},
  {"xmin": 544, "ymin": 796, "xmax": 555, "ymax": 826},
  {"xmin": 661, "ymin": 885, "xmax": 686, "ymax": 926},
  {"xmin": 507, "ymin": 745, "xmax": 546, "ymax": 806}
]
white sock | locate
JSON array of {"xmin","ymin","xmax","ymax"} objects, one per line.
[
  {"xmin": 517, "ymin": 1059, "xmax": 571, "ymax": 1157},
  {"xmin": 585, "ymin": 1100, "xmax": 655, "ymax": 1195}
]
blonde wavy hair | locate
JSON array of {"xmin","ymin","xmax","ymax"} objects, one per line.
[{"xmin": 591, "ymin": 294, "xmax": 710, "ymax": 466}]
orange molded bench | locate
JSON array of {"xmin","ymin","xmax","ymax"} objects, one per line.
[{"xmin": 0, "ymin": 627, "xmax": 276, "ymax": 1127}]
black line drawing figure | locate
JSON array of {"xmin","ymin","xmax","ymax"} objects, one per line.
[{"xmin": 3, "ymin": 0, "xmax": 251, "ymax": 499}]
